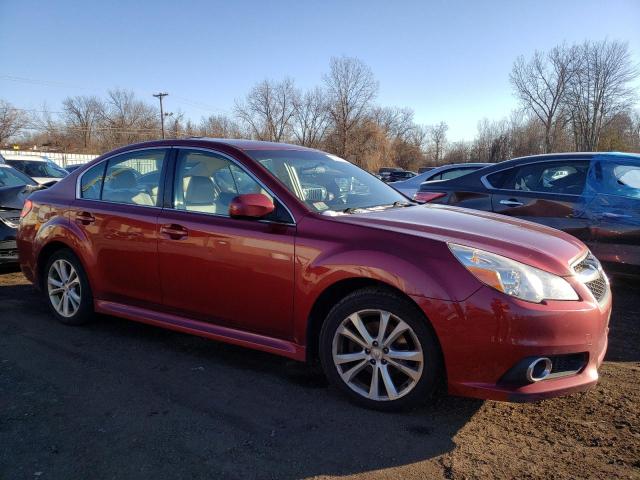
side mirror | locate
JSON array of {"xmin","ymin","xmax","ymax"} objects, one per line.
[{"xmin": 229, "ymin": 193, "xmax": 275, "ymax": 219}]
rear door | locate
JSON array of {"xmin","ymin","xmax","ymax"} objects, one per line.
[
  {"xmin": 72, "ymin": 148, "xmax": 169, "ymax": 308},
  {"xmin": 587, "ymin": 156, "xmax": 640, "ymax": 276},
  {"xmin": 488, "ymin": 159, "xmax": 594, "ymax": 245}
]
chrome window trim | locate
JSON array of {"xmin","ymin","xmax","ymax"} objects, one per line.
[
  {"xmin": 168, "ymin": 146, "xmax": 297, "ymax": 226},
  {"xmin": 480, "ymin": 158, "xmax": 592, "ymax": 197},
  {"xmin": 75, "ymin": 146, "xmax": 171, "ymax": 203},
  {"xmin": 75, "ymin": 145, "xmax": 296, "ymax": 226}
]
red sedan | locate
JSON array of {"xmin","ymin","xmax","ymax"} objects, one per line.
[{"xmin": 17, "ymin": 139, "xmax": 611, "ymax": 410}]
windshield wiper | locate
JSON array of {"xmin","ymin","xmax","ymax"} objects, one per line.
[{"xmin": 343, "ymin": 207, "xmax": 362, "ymax": 214}]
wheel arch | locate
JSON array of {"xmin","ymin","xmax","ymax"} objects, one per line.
[
  {"xmin": 304, "ymin": 277, "xmax": 446, "ymax": 379},
  {"xmin": 37, "ymin": 240, "xmax": 82, "ymax": 289}
]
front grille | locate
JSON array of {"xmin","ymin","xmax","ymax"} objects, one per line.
[
  {"xmin": 572, "ymin": 253, "xmax": 608, "ymax": 303},
  {"xmin": 585, "ymin": 277, "xmax": 607, "ymax": 302}
]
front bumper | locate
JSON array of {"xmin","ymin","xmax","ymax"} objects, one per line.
[{"xmin": 413, "ymin": 280, "xmax": 611, "ymax": 402}]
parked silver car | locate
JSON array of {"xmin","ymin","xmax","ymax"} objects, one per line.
[{"xmin": 390, "ymin": 163, "xmax": 489, "ymax": 198}]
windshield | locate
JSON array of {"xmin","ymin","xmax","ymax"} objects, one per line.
[
  {"xmin": 0, "ymin": 166, "xmax": 37, "ymax": 187},
  {"xmin": 246, "ymin": 149, "xmax": 410, "ymax": 213},
  {"xmin": 6, "ymin": 159, "xmax": 68, "ymax": 179}
]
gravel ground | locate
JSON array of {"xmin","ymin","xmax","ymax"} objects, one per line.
[{"xmin": 0, "ymin": 269, "xmax": 638, "ymax": 480}]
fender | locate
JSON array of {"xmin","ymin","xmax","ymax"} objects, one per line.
[
  {"xmin": 30, "ymin": 210, "xmax": 97, "ymax": 291},
  {"xmin": 292, "ymin": 246, "xmax": 481, "ymax": 347}
]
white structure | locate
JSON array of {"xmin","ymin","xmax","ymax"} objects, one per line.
[{"xmin": 0, "ymin": 149, "xmax": 99, "ymax": 168}]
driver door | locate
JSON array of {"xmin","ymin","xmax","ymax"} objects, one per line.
[{"xmin": 157, "ymin": 148, "xmax": 296, "ymax": 339}]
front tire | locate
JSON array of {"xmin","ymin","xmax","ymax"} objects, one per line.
[
  {"xmin": 44, "ymin": 249, "xmax": 93, "ymax": 325},
  {"xmin": 319, "ymin": 287, "xmax": 443, "ymax": 410}
]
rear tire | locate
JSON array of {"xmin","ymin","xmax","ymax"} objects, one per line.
[
  {"xmin": 44, "ymin": 249, "xmax": 93, "ymax": 325},
  {"xmin": 319, "ymin": 287, "xmax": 442, "ymax": 411}
]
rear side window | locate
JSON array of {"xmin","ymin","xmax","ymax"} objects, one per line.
[
  {"xmin": 440, "ymin": 168, "xmax": 475, "ymax": 181},
  {"xmin": 597, "ymin": 160, "xmax": 640, "ymax": 199},
  {"xmin": 80, "ymin": 163, "xmax": 106, "ymax": 199},
  {"xmin": 488, "ymin": 161, "xmax": 590, "ymax": 195},
  {"xmin": 80, "ymin": 149, "xmax": 167, "ymax": 205}
]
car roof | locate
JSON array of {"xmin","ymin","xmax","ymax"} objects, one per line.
[
  {"xmin": 507, "ymin": 152, "xmax": 640, "ymax": 163},
  {"xmin": 185, "ymin": 138, "xmax": 318, "ymax": 152}
]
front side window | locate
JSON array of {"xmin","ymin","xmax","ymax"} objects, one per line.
[
  {"xmin": 488, "ymin": 161, "xmax": 590, "ymax": 195},
  {"xmin": 100, "ymin": 150, "xmax": 167, "ymax": 206},
  {"xmin": 245, "ymin": 149, "xmax": 408, "ymax": 213},
  {"xmin": 173, "ymin": 149, "xmax": 291, "ymax": 222}
]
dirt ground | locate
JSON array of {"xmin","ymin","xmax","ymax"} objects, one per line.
[{"xmin": 1, "ymin": 269, "xmax": 638, "ymax": 480}]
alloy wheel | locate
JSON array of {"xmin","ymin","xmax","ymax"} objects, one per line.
[
  {"xmin": 331, "ymin": 309, "xmax": 424, "ymax": 401},
  {"xmin": 47, "ymin": 259, "xmax": 82, "ymax": 318}
]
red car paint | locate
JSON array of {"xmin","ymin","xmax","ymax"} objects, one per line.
[{"xmin": 17, "ymin": 139, "xmax": 611, "ymax": 402}]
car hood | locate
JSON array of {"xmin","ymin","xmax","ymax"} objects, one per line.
[{"xmin": 334, "ymin": 204, "xmax": 587, "ymax": 276}]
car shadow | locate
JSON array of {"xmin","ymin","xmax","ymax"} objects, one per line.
[
  {"xmin": 81, "ymin": 314, "xmax": 483, "ymax": 478},
  {"xmin": 0, "ymin": 278, "xmax": 481, "ymax": 478}
]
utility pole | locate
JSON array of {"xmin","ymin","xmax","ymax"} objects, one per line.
[{"xmin": 152, "ymin": 92, "xmax": 169, "ymax": 139}]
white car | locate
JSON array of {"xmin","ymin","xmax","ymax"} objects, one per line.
[{"xmin": 3, "ymin": 154, "xmax": 68, "ymax": 185}]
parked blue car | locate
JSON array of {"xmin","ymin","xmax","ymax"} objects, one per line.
[{"xmin": 416, "ymin": 152, "xmax": 640, "ymax": 277}]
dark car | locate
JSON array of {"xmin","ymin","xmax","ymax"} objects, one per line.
[
  {"xmin": 418, "ymin": 166, "xmax": 435, "ymax": 174},
  {"xmin": 378, "ymin": 167, "xmax": 403, "ymax": 174},
  {"xmin": 416, "ymin": 152, "xmax": 640, "ymax": 277},
  {"xmin": 391, "ymin": 163, "xmax": 489, "ymax": 198},
  {"xmin": 0, "ymin": 164, "xmax": 40, "ymax": 265},
  {"xmin": 17, "ymin": 139, "xmax": 611, "ymax": 409},
  {"xmin": 381, "ymin": 170, "xmax": 417, "ymax": 183}
]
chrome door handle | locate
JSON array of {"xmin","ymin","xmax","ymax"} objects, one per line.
[
  {"xmin": 602, "ymin": 212, "xmax": 631, "ymax": 219},
  {"xmin": 499, "ymin": 199, "xmax": 524, "ymax": 207},
  {"xmin": 160, "ymin": 224, "xmax": 188, "ymax": 240},
  {"xmin": 75, "ymin": 211, "xmax": 95, "ymax": 225}
]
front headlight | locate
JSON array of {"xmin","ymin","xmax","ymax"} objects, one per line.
[{"xmin": 448, "ymin": 243, "xmax": 578, "ymax": 303}]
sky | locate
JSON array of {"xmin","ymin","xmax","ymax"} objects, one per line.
[{"xmin": 1, "ymin": 0, "xmax": 639, "ymax": 142}]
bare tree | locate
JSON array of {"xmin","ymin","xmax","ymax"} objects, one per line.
[
  {"xmin": 567, "ymin": 40, "xmax": 638, "ymax": 151},
  {"xmin": 510, "ymin": 44, "xmax": 578, "ymax": 153},
  {"xmin": 323, "ymin": 56, "xmax": 379, "ymax": 161},
  {"xmin": 371, "ymin": 106, "xmax": 416, "ymax": 141},
  {"xmin": 428, "ymin": 122, "xmax": 449, "ymax": 164},
  {"xmin": 61, "ymin": 95, "xmax": 104, "ymax": 150},
  {"xmin": 199, "ymin": 113, "xmax": 243, "ymax": 138},
  {"xmin": 99, "ymin": 89, "xmax": 158, "ymax": 148},
  {"xmin": 474, "ymin": 118, "xmax": 511, "ymax": 162},
  {"xmin": 234, "ymin": 78, "xmax": 299, "ymax": 142},
  {"xmin": 0, "ymin": 100, "xmax": 29, "ymax": 145},
  {"xmin": 291, "ymin": 87, "xmax": 330, "ymax": 147}
]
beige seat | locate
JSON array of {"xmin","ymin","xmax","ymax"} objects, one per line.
[
  {"xmin": 103, "ymin": 169, "xmax": 154, "ymax": 206},
  {"xmin": 184, "ymin": 176, "xmax": 217, "ymax": 213}
]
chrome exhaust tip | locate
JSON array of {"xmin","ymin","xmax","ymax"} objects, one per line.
[{"xmin": 526, "ymin": 357, "xmax": 552, "ymax": 382}]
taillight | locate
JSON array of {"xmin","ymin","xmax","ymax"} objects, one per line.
[
  {"xmin": 414, "ymin": 191, "xmax": 446, "ymax": 203},
  {"xmin": 20, "ymin": 199, "xmax": 33, "ymax": 218}
]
